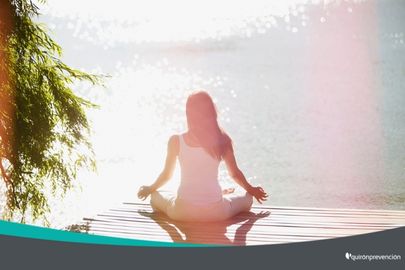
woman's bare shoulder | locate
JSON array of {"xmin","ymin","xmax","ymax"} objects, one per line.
[
  {"xmin": 222, "ymin": 132, "xmax": 234, "ymax": 150},
  {"xmin": 169, "ymin": 134, "xmax": 182, "ymax": 142},
  {"xmin": 167, "ymin": 134, "xmax": 181, "ymax": 152}
]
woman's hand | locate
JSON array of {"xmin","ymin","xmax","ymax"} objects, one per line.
[
  {"xmin": 248, "ymin": 186, "xmax": 268, "ymax": 204},
  {"xmin": 138, "ymin": 185, "xmax": 153, "ymax": 201}
]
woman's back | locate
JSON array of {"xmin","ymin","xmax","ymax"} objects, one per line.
[
  {"xmin": 138, "ymin": 91, "xmax": 267, "ymax": 222},
  {"xmin": 177, "ymin": 134, "xmax": 223, "ymax": 205}
]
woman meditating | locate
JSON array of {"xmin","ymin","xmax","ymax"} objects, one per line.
[{"xmin": 138, "ymin": 91, "xmax": 268, "ymax": 222}]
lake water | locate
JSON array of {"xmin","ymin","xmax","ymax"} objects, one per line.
[{"xmin": 31, "ymin": 0, "xmax": 405, "ymax": 227}]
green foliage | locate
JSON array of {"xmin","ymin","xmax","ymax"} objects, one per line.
[{"xmin": 0, "ymin": 0, "xmax": 100, "ymax": 223}]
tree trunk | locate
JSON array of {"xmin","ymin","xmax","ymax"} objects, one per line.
[{"xmin": 0, "ymin": 0, "xmax": 15, "ymax": 194}]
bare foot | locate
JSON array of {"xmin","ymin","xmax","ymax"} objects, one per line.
[{"xmin": 222, "ymin": 187, "xmax": 235, "ymax": 195}]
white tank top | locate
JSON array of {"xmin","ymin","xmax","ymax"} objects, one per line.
[{"xmin": 177, "ymin": 134, "xmax": 223, "ymax": 205}]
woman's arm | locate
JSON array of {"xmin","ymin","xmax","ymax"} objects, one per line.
[
  {"xmin": 138, "ymin": 135, "xmax": 179, "ymax": 200},
  {"xmin": 223, "ymin": 143, "xmax": 268, "ymax": 203}
]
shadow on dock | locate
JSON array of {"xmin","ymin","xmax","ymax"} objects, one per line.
[{"xmin": 138, "ymin": 209, "xmax": 270, "ymax": 245}]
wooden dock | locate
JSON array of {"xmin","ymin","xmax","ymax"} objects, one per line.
[{"xmin": 79, "ymin": 202, "xmax": 405, "ymax": 246}]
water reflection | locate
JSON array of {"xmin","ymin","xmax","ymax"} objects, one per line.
[{"xmin": 34, "ymin": 0, "xmax": 405, "ymax": 227}]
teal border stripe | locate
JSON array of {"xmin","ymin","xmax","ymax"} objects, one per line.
[{"xmin": 0, "ymin": 220, "xmax": 208, "ymax": 247}]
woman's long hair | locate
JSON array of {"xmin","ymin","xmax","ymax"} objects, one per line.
[{"xmin": 186, "ymin": 91, "xmax": 232, "ymax": 160}]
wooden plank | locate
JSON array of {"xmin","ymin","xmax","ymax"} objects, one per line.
[
  {"xmin": 103, "ymin": 209, "xmax": 405, "ymax": 223},
  {"xmin": 108, "ymin": 205, "xmax": 405, "ymax": 219},
  {"xmin": 85, "ymin": 223, "xmax": 330, "ymax": 241},
  {"xmin": 89, "ymin": 215, "xmax": 401, "ymax": 231},
  {"xmin": 84, "ymin": 217, "xmax": 385, "ymax": 233},
  {"xmin": 85, "ymin": 220, "xmax": 380, "ymax": 239},
  {"xmin": 85, "ymin": 230, "xmax": 286, "ymax": 245},
  {"xmin": 112, "ymin": 205, "xmax": 405, "ymax": 217},
  {"xmin": 85, "ymin": 224, "xmax": 326, "ymax": 242},
  {"xmin": 123, "ymin": 202, "xmax": 405, "ymax": 214},
  {"xmin": 117, "ymin": 204, "xmax": 405, "ymax": 218},
  {"xmin": 84, "ymin": 225, "xmax": 374, "ymax": 243},
  {"xmin": 96, "ymin": 211, "xmax": 405, "ymax": 228}
]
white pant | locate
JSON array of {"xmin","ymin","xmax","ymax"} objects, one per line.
[{"xmin": 150, "ymin": 191, "xmax": 253, "ymax": 222}]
